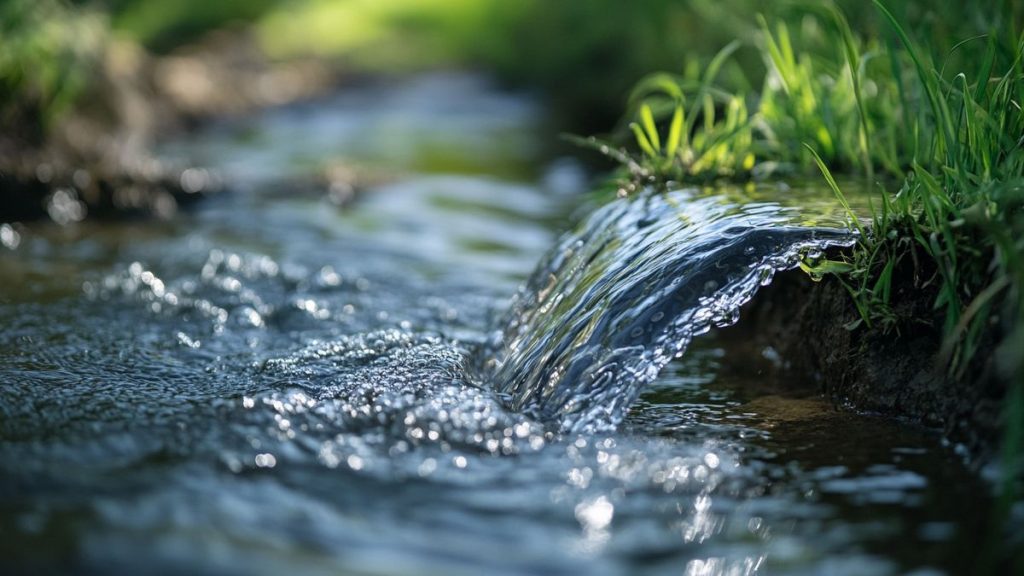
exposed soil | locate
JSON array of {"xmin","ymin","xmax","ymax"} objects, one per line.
[{"xmin": 726, "ymin": 267, "xmax": 1007, "ymax": 461}]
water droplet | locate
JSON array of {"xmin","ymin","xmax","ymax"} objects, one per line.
[
  {"xmin": 254, "ymin": 453, "xmax": 277, "ymax": 468},
  {"xmin": 575, "ymin": 496, "xmax": 614, "ymax": 532},
  {"xmin": 0, "ymin": 224, "xmax": 20, "ymax": 249}
]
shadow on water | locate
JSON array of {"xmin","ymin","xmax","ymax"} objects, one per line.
[{"xmin": 0, "ymin": 73, "xmax": 1009, "ymax": 575}]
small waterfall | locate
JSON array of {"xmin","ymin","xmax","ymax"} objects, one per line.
[{"xmin": 482, "ymin": 187, "xmax": 856, "ymax": 433}]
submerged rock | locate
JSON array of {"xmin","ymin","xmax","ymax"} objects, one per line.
[{"xmin": 0, "ymin": 154, "xmax": 222, "ymax": 223}]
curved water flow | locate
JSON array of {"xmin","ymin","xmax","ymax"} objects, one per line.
[{"xmin": 484, "ymin": 189, "xmax": 854, "ymax": 433}]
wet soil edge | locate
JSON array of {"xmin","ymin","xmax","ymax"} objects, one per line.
[{"xmin": 729, "ymin": 269, "xmax": 1006, "ymax": 460}]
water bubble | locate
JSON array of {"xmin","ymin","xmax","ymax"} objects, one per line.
[
  {"xmin": 704, "ymin": 452, "xmax": 720, "ymax": 469},
  {"xmin": 254, "ymin": 453, "xmax": 277, "ymax": 468},
  {"xmin": 179, "ymin": 167, "xmax": 209, "ymax": 194},
  {"xmin": 0, "ymin": 224, "xmax": 20, "ymax": 249},
  {"xmin": 418, "ymin": 458, "xmax": 437, "ymax": 477},
  {"xmin": 317, "ymin": 265, "xmax": 342, "ymax": 287},
  {"xmin": 575, "ymin": 495, "xmax": 614, "ymax": 532},
  {"xmin": 35, "ymin": 163, "xmax": 53, "ymax": 183},
  {"xmin": 176, "ymin": 332, "xmax": 201, "ymax": 349},
  {"xmin": 567, "ymin": 467, "xmax": 593, "ymax": 489}
]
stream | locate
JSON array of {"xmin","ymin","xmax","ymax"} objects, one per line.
[{"xmin": 0, "ymin": 73, "xmax": 999, "ymax": 575}]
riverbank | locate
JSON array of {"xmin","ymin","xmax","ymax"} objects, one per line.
[
  {"xmin": 730, "ymin": 269, "xmax": 1003, "ymax": 459},
  {"xmin": 603, "ymin": 0, "xmax": 1022, "ymax": 500},
  {"xmin": 1, "ymin": 2, "xmax": 341, "ymax": 224}
]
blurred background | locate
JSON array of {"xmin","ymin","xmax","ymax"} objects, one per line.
[
  {"xmin": 3, "ymin": 0, "xmax": 1014, "ymax": 223},
  {"xmin": 3, "ymin": 0, "xmax": 1012, "ymax": 173}
]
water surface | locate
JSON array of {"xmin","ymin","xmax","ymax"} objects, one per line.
[{"xmin": 0, "ymin": 73, "xmax": 1000, "ymax": 575}]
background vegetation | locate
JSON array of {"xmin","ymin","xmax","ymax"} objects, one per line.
[
  {"xmin": 0, "ymin": 0, "xmax": 106, "ymax": 138},
  {"xmin": 7, "ymin": 1, "xmax": 1020, "ymax": 134}
]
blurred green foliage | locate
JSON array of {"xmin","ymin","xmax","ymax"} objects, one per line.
[
  {"xmin": 0, "ymin": 0, "xmax": 106, "ymax": 136},
  {"xmin": 256, "ymin": 0, "xmax": 494, "ymax": 71},
  {"xmin": 246, "ymin": 0, "xmax": 1020, "ymax": 129},
  {"xmin": 249, "ymin": 0, "xmax": 763, "ymax": 129},
  {"xmin": 8, "ymin": 0, "xmax": 1021, "ymax": 134},
  {"xmin": 101, "ymin": 0, "xmax": 279, "ymax": 52}
]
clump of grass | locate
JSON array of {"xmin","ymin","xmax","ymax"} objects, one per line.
[
  {"xmin": 621, "ymin": 41, "xmax": 756, "ymax": 182},
  {"xmin": 0, "ymin": 0, "xmax": 107, "ymax": 133},
  {"xmin": 757, "ymin": 8, "xmax": 890, "ymax": 177},
  {"xmin": 607, "ymin": 3, "xmax": 902, "ymax": 181},
  {"xmin": 803, "ymin": 1, "xmax": 1023, "ymax": 371},
  {"xmin": 614, "ymin": 1, "xmax": 1022, "ymax": 374}
]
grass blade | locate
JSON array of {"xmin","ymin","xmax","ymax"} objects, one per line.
[{"xmin": 805, "ymin": 143, "xmax": 867, "ymax": 238}]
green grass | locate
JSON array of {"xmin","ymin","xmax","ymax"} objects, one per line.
[
  {"xmin": 800, "ymin": 2, "xmax": 1023, "ymax": 383},
  {"xmin": 592, "ymin": 41, "xmax": 756, "ymax": 183},
  {"xmin": 0, "ymin": 0, "xmax": 107, "ymax": 133}
]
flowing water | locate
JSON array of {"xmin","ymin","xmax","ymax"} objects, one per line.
[
  {"xmin": 0, "ymin": 73, "xmax": 1003, "ymax": 575},
  {"xmin": 485, "ymin": 190, "xmax": 854, "ymax": 434}
]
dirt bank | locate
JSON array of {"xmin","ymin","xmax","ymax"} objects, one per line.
[
  {"xmin": 728, "ymin": 267, "xmax": 1007, "ymax": 461},
  {"xmin": 1, "ymin": 29, "xmax": 338, "ymax": 224}
]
